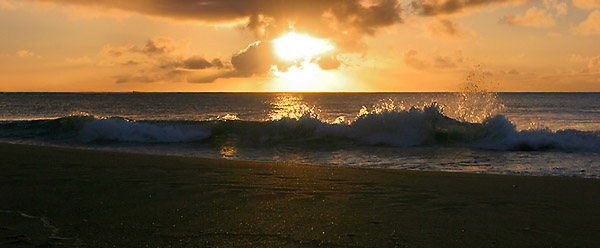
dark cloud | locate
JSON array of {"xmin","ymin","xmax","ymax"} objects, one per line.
[
  {"xmin": 101, "ymin": 37, "xmax": 186, "ymax": 62},
  {"xmin": 410, "ymin": 0, "xmax": 517, "ymax": 16},
  {"xmin": 115, "ymin": 70, "xmax": 187, "ymax": 84},
  {"xmin": 99, "ymin": 38, "xmax": 226, "ymax": 84},
  {"xmin": 404, "ymin": 49, "xmax": 464, "ymax": 70},
  {"xmin": 427, "ymin": 18, "xmax": 469, "ymax": 38},
  {"xmin": 35, "ymin": 0, "xmax": 402, "ymax": 42},
  {"xmin": 316, "ymin": 55, "xmax": 342, "ymax": 70},
  {"xmin": 227, "ymin": 41, "xmax": 277, "ymax": 78},
  {"xmin": 203, "ymin": 40, "xmax": 293, "ymax": 83},
  {"xmin": 182, "ymin": 57, "xmax": 214, "ymax": 70},
  {"xmin": 141, "ymin": 39, "xmax": 178, "ymax": 56},
  {"xmin": 180, "ymin": 57, "xmax": 226, "ymax": 70},
  {"xmin": 329, "ymin": 0, "xmax": 402, "ymax": 35}
]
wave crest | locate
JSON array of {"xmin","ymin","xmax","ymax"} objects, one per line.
[{"xmin": 1, "ymin": 106, "xmax": 598, "ymax": 152}]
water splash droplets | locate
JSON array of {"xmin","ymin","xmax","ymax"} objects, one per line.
[{"xmin": 442, "ymin": 64, "xmax": 505, "ymax": 123}]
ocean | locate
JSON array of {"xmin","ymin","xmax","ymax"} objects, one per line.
[{"xmin": 1, "ymin": 92, "xmax": 599, "ymax": 178}]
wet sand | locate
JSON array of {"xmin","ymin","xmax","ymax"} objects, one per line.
[{"xmin": 0, "ymin": 143, "xmax": 599, "ymax": 247}]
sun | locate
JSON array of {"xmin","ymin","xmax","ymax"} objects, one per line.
[
  {"xmin": 273, "ymin": 32, "xmax": 334, "ymax": 61},
  {"xmin": 268, "ymin": 32, "xmax": 353, "ymax": 92}
]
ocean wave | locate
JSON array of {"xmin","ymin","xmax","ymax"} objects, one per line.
[
  {"xmin": 0, "ymin": 115, "xmax": 211, "ymax": 143},
  {"xmin": 1, "ymin": 106, "xmax": 599, "ymax": 152}
]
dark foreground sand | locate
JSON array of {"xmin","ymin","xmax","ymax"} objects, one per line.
[{"xmin": 0, "ymin": 143, "xmax": 599, "ymax": 247}]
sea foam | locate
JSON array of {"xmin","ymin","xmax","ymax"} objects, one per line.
[{"xmin": 1, "ymin": 105, "xmax": 598, "ymax": 152}]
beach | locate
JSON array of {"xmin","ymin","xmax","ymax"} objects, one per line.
[{"xmin": 1, "ymin": 143, "xmax": 598, "ymax": 247}]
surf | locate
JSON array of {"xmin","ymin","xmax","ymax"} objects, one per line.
[{"xmin": 1, "ymin": 104, "xmax": 598, "ymax": 153}]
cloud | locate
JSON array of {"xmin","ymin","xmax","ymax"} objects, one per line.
[
  {"xmin": 409, "ymin": 0, "xmax": 521, "ymax": 16},
  {"xmin": 499, "ymin": 7, "xmax": 555, "ymax": 27},
  {"xmin": 97, "ymin": 37, "xmax": 314, "ymax": 84},
  {"xmin": 573, "ymin": 0, "xmax": 600, "ymax": 9},
  {"xmin": 182, "ymin": 57, "xmax": 225, "ymax": 70},
  {"xmin": 0, "ymin": 0, "xmax": 17, "ymax": 9},
  {"xmin": 404, "ymin": 49, "xmax": 463, "ymax": 70},
  {"xmin": 569, "ymin": 54, "xmax": 586, "ymax": 63},
  {"xmin": 501, "ymin": 69, "xmax": 520, "ymax": 75},
  {"xmin": 94, "ymin": 32, "xmax": 355, "ymax": 84},
  {"xmin": 96, "ymin": 37, "xmax": 228, "ymax": 84},
  {"xmin": 222, "ymin": 41, "xmax": 279, "ymax": 78},
  {"xmin": 498, "ymin": 1, "xmax": 566, "ymax": 28},
  {"xmin": 115, "ymin": 70, "xmax": 187, "ymax": 84},
  {"xmin": 16, "ymin": 49, "xmax": 35, "ymax": 57},
  {"xmin": 315, "ymin": 55, "xmax": 342, "ymax": 70},
  {"xmin": 426, "ymin": 18, "xmax": 470, "ymax": 38},
  {"xmin": 555, "ymin": 3, "xmax": 567, "ymax": 16},
  {"xmin": 201, "ymin": 39, "xmax": 325, "ymax": 83},
  {"xmin": 99, "ymin": 38, "xmax": 189, "ymax": 63},
  {"xmin": 544, "ymin": 0, "xmax": 567, "ymax": 16},
  {"xmin": 589, "ymin": 56, "xmax": 600, "ymax": 72},
  {"xmin": 33, "ymin": 0, "xmax": 402, "ymax": 52},
  {"xmin": 139, "ymin": 38, "xmax": 185, "ymax": 56},
  {"xmin": 434, "ymin": 54, "xmax": 457, "ymax": 68},
  {"xmin": 572, "ymin": 10, "xmax": 600, "ymax": 35}
]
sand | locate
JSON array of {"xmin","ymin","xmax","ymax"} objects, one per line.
[{"xmin": 0, "ymin": 143, "xmax": 599, "ymax": 247}]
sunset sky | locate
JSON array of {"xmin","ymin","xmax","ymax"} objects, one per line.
[{"xmin": 1, "ymin": 0, "xmax": 599, "ymax": 92}]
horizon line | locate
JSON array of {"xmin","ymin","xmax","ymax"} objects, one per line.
[{"xmin": 1, "ymin": 91, "xmax": 600, "ymax": 94}]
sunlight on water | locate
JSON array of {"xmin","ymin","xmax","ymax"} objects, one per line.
[
  {"xmin": 267, "ymin": 93, "xmax": 504, "ymax": 126},
  {"xmin": 331, "ymin": 116, "xmax": 347, "ymax": 124},
  {"xmin": 268, "ymin": 95, "xmax": 320, "ymax": 121},
  {"xmin": 219, "ymin": 141, "xmax": 238, "ymax": 159},
  {"xmin": 217, "ymin": 114, "xmax": 240, "ymax": 121}
]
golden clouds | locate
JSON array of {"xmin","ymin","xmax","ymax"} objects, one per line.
[
  {"xmin": 0, "ymin": 0, "xmax": 597, "ymax": 91},
  {"xmin": 572, "ymin": 10, "xmax": 600, "ymax": 35},
  {"xmin": 587, "ymin": 56, "xmax": 600, "ymax": 71},
  {"xmin": 573, "ymin": 0, "xmax": 600, "ymax": 9},
  {"xmin": 498, "ymin": 1, "xmax": 570, "ymax": 28},
  {"xmin": 33, "ymin": 0, "xmax": 402, "ymax": 47},
  {"xmin": 16, "ymin": 49, "xmax": 35, "ymax": 57},
  {"xmin": 499, "ymin": 7, "xmax": 555, "ymax": 27},
  {"xmin": 409, "ymin": 0, "xmax": 521, "ymax": 16},
  {"xmin": 0, "ymin": 0, "xmax": 18, "ymax": 9},
  {"xmin": 83, "ymin": 31, "xmax": 346, "ymax": 85},
  {"xmin": 96, "ymin": 37, "xmax": 225, "ymax": 84}
]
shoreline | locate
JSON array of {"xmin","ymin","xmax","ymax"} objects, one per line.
[
  {"xmin": 3, "ymin": 141, "xmax": 599, "ymax": 180},
  {"xmin": 1, "ymin": 142, "xmax": 599, "ymax": 247}
]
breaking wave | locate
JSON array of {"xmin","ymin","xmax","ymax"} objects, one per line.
[{"xmin": 0, "ymin": 105, "xmax": 598, "ymax": 152}]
